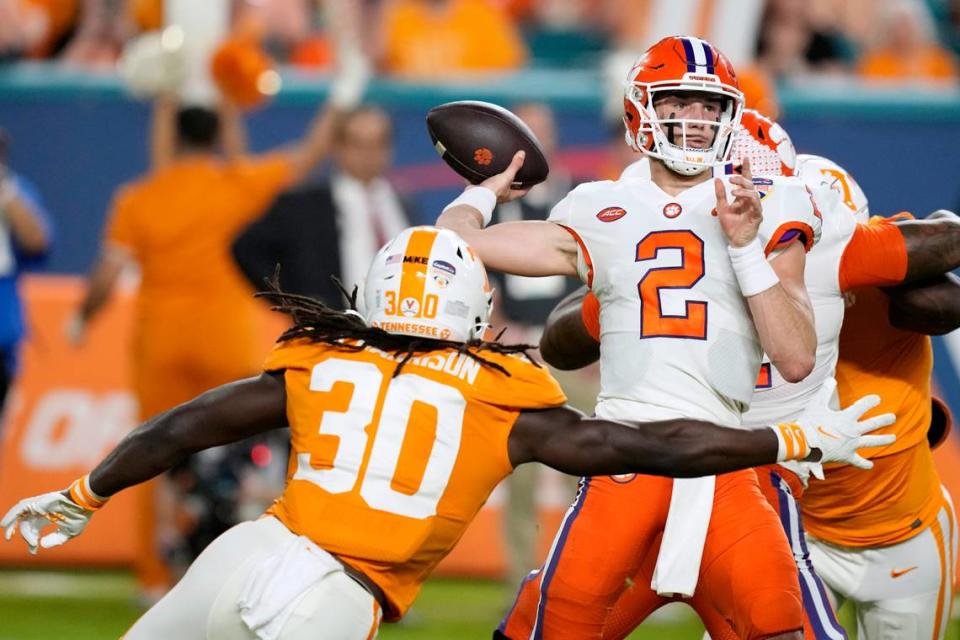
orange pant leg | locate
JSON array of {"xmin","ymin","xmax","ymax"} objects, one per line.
[
  {"xmin": 498, "ymin": 475, "xmax": 672, "ymax": 639},
  {"xmin": 603, "ymin": 470, "xmax": 804, "ymax": 640},
  {"xmin": 752, "ymin": 466, "xmax": 847, "ymax": 640}
]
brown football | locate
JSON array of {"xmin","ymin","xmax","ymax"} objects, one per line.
[{"xmin": 426, "ymin": 101, "xmax": 550, "ymax": 189}]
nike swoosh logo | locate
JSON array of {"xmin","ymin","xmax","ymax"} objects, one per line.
[
  {"xmin": 890, "ymin": 566, "xmax": 918, "ymax": 578},
  {"xmin": 817, "ymin": 426, "xmax": 840, "ymax": 440}
]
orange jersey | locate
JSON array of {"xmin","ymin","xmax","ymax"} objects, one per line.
[
  {"xmin": 106, "ymin": 154, "xmax": 292, "ymax": 330},
  {"xmin": 263, "ymin": 339, "xmax": 565, "ymax": 620},
  {"xmin": 801, "ymin": 272, "xmax": 939, "ymax": 547}
]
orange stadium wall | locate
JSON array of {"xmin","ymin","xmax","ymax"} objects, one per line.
[{"xmin": 2, "ymin": 274, "xmax": 959, "ymax": 582}]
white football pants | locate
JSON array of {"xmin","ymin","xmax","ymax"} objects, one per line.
[
  {"xmin": 123, "ymin": 517, "xmax": 381, "ymax": 640},
  {"xmin": 807, "ymin": 487, "xmax": 957, "ymax": 640}
]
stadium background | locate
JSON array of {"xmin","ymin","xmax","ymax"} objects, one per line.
[{"xmin": 1, "ymin": 0, "xmax": 960, "ymax": 637}]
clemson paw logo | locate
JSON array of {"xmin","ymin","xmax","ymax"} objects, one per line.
[
  {"xmin": 474, "ymin": 148, "xmax": 493, "ymax": 166},
  {"xmin": 662, "ymin": 203, "xmax": 683, "ymax": 219},
  {"xmin": 611, "ymin": 474, "xmax": 636, "ymax": 483}
]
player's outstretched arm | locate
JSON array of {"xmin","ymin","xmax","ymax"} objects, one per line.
[
  {"xmin": 1, "ymin": 373, "xmax": 287, "ymax": 553},
  {"xmin": 885, "ymin": 272, "xmax": 960, "ymax": 335},
  {"xmin": 508, "ymin": 378, "xmax": 895, "ymax": 478},
  {"xmin": 435, "ymin": 151, "xmax": 580, "ymax": 277},
  {"xmin": 539, "ymin": 286, "xmax": 600, "ymax": 370},
  {"xmin": 897, "ymin": 210, "xmax": 960, "ymax": 282}
]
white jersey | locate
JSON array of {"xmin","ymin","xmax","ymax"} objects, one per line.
[
  {"xmin": 743, "ymin": 156, "xmax": 865, "ymax": 428},
  {"xmin": 549, "ymin": 172, "xmax": 821, "ymax": 426}
]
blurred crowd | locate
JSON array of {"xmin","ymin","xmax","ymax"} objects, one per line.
[{"xmin": 0, "ymin": 0, "xmax": 958, "ymax": 90}]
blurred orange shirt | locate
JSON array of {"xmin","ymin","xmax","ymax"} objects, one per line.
[
  {"xmin": 381, "ymin": 0, "xmax": 527, "ymax": 78},
  {"xmin": 859, "ymin": 46, "xmax": 958, "ymax": 82},
  {"xmin": 264, "ymin": 339, "xmax": 565, "ymax": 620},
  {"xmin": 106, "ymin": 154, "xmax": 292, "ymax": 413}
]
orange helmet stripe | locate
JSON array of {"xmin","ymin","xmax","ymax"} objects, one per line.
[{"xmin": 397, "ymin": 228, "xmax": 438, "ymax": 318}]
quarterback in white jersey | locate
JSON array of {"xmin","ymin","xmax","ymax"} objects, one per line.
[
  {"xmin": 442, "ymin": 36, "xmax": 822, "ymax": 640},
  {"xmin": 544, "ymin": 108, "xmax": 960, "ymax": 639}
]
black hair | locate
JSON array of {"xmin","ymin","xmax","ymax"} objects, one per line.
[
  {"xmin": 176, "ymin": 107, "xmax": 220, "ymax": 149},
  {"xmin": 256, "ymin": 273, "xmax": 537, "ymax": 378}
]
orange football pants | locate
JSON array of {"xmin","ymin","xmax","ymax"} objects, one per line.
[
  {"xmin": 600, "ymin": 466, "xmax": 847, "ymax": 640},
  {"xmin": 498, "ymin": 469, "xmax": 803, "ymax": 639}
]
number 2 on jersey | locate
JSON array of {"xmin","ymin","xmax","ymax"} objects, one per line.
[
  {"xmin": 636, "ymin": 230, "xmax": 707, "ymax": 339},
  {"xmin": 293, "ymin": 358, "xmax": 466, "ymax": 520}
]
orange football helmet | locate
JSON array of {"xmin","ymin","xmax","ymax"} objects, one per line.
[{"xmin": 623, "ymin": 36, "xmax": 744, "ymax": 175}]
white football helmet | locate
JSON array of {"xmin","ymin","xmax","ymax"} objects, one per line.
[
  {"xmin": 363, "ymin": 226, "xmax": 493, "ymax": 342},
  {"xmin": 796, "ymin": 154, "xmax": 869, "ymax": 223}
]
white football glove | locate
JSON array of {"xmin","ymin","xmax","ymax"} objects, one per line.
[
  {"xmin": 795, "ymin": 377, "xmax": 896, "ymax": 477},
  {"xmin": 1, "ymin": 491, "xmax": 93, "ymax": 554}
]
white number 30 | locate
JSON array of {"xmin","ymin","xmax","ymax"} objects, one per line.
[{"xmin": 292, "ymin": 358, "xmax": 466, "ymax": 519}]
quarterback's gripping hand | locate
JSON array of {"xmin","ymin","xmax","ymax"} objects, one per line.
[
  {"xmin": 1, "ymin": 491, "xmax": 93, "ymax": 554},
  {"xmin": 797, "ymin": 377, "xmax": 896, "ymax": 473}
]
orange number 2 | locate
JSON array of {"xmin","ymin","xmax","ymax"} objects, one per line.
[{"xmin": 636, "ymin": 230, "xmax": 707, "ymax": 339}]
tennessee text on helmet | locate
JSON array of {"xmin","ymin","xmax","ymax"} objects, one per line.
[{"xmin": 363, "ymin": 226, "xmax": 494, "ymax": 342}]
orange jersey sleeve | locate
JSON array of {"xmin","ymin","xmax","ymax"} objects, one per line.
[
  {"xmin": 104, "ymin": 185, "xmax": 140, "ymax": 253},
  {"xmin": 226, "ymin": 152, "xmax": 295, "ymax": 221},
  {"xmin": 262, "ymin": 340, "xmax": 564, "ymax": 620},
  {"xmin": 581, "ymin": 291, "xmax": 601, "ymax": 342},
  {"xmin": 838, "ymin": 215, "xmax": 909, "ymax": 292}
]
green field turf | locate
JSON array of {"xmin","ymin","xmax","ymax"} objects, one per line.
[{"xmin": 0, "ymin": 569, "xmax": 956, "ymax": 639}]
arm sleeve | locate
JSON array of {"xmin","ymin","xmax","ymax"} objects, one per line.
[
  {"xmin": 838, "ymin": 218, "xmax": 909, "ymax": 292},
  {"xmin": 754, "ymin": 178, "xmax": 821, "ymax": 257},
  {"xmin": 547, "ymin": 191, "xmax": 594, "ymax": 286},
  {"xmin": 230, "ymin": 153, "xmax": 296, "ymax": 221}
]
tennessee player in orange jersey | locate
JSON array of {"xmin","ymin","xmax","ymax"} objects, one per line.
[
  {"xmin": 534, "ymin": 179, "xmax": 960, "ymax": 640},
  {"xmin": 1, "ymin": 227, "xmax": 892, "ymax": 640}
]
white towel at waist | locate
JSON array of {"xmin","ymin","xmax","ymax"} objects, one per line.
[
  {"xmin": 650, "ymin": 475, "xmax": 716, "ymax": 598},
  {"xmin": 237, "ymin": 532, "xmax": 343, "ymax": 640}
]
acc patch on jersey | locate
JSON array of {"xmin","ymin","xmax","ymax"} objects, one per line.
[{"xmin": 596, "ymin": 206, "xmax": 627, "ymax": 223}]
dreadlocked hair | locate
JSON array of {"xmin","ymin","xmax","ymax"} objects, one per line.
[{"xmin": 255, "ymin": 272, "xmax": 538, "ymax": 378}]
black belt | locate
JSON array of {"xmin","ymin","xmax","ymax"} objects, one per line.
[{"xmin": 338, "ymin": 557, "xmax": 389, "ymax": 615}]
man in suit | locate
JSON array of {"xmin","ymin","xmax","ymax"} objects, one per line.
[{"xmin": 232, "ymin": 105, "xmax": 413, "ymax": 305}]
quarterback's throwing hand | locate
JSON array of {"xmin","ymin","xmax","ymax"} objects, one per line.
[
  {"xmin": 1, "ymin": 491, "xmax": 93, "ymax": 554},
  {"xmin": 716, "ymin": 157, "xmax": 764, "ymax": 248},
  {"xmin": 795, "ymin": 377, "xmax": 896, "ymax": 474}
]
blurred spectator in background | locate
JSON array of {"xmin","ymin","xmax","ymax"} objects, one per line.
[
  {"xmin": 377, "ymin": 0, "xmax": 527, "ymax": 78},
  {"xmin": 0, "ymin": 129, "xmax": 51, "ymax": 422},
  {"xmin": 859, "ymin": 0, "xmax": 958, "ymax": 85},
  {"xmin": 60, "ymin": 0, "xmax": 134, "ymax": 69},
  {"xmin": 756, "ymin": 0, "xmax": 854, "ymax": 79},
  {"xmin": 65, "ymin": 83, "xmax": 350, "ymax": 593},
  {"xmin": 0, "ymin": 0, "xmax": 80, "ymax": 60},
  {"xmin": 489, "ymin": 102, "xmax": 580, "ymax": 594},
  {"xmin": 233, "ymin": 104, "xmax": 412, "ymax": 306}
]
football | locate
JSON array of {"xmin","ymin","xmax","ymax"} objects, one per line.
[{"xmin": 426, "ymin": 101, "xmax": 550, "ymax": 189}]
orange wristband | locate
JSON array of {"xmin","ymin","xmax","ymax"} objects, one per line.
[
  {"xmin": 68, "ymin": 474, "xmax": 109, "ymax": 511},
  {"xmin": 771, "ymin": 423, "xmax": 811, "ymax": 461}
]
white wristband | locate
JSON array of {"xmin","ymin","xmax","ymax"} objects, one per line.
[
  {"xmin": 770, "ymin": 423, "xmax": 811, "ymax": 462},
  {"xmin": 728, "ymin": 238, "xmax": 779, "ymax": 297},
  {"xmin": 441, "ymin": 186, "xmax": 497, "ymax": 227}
]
